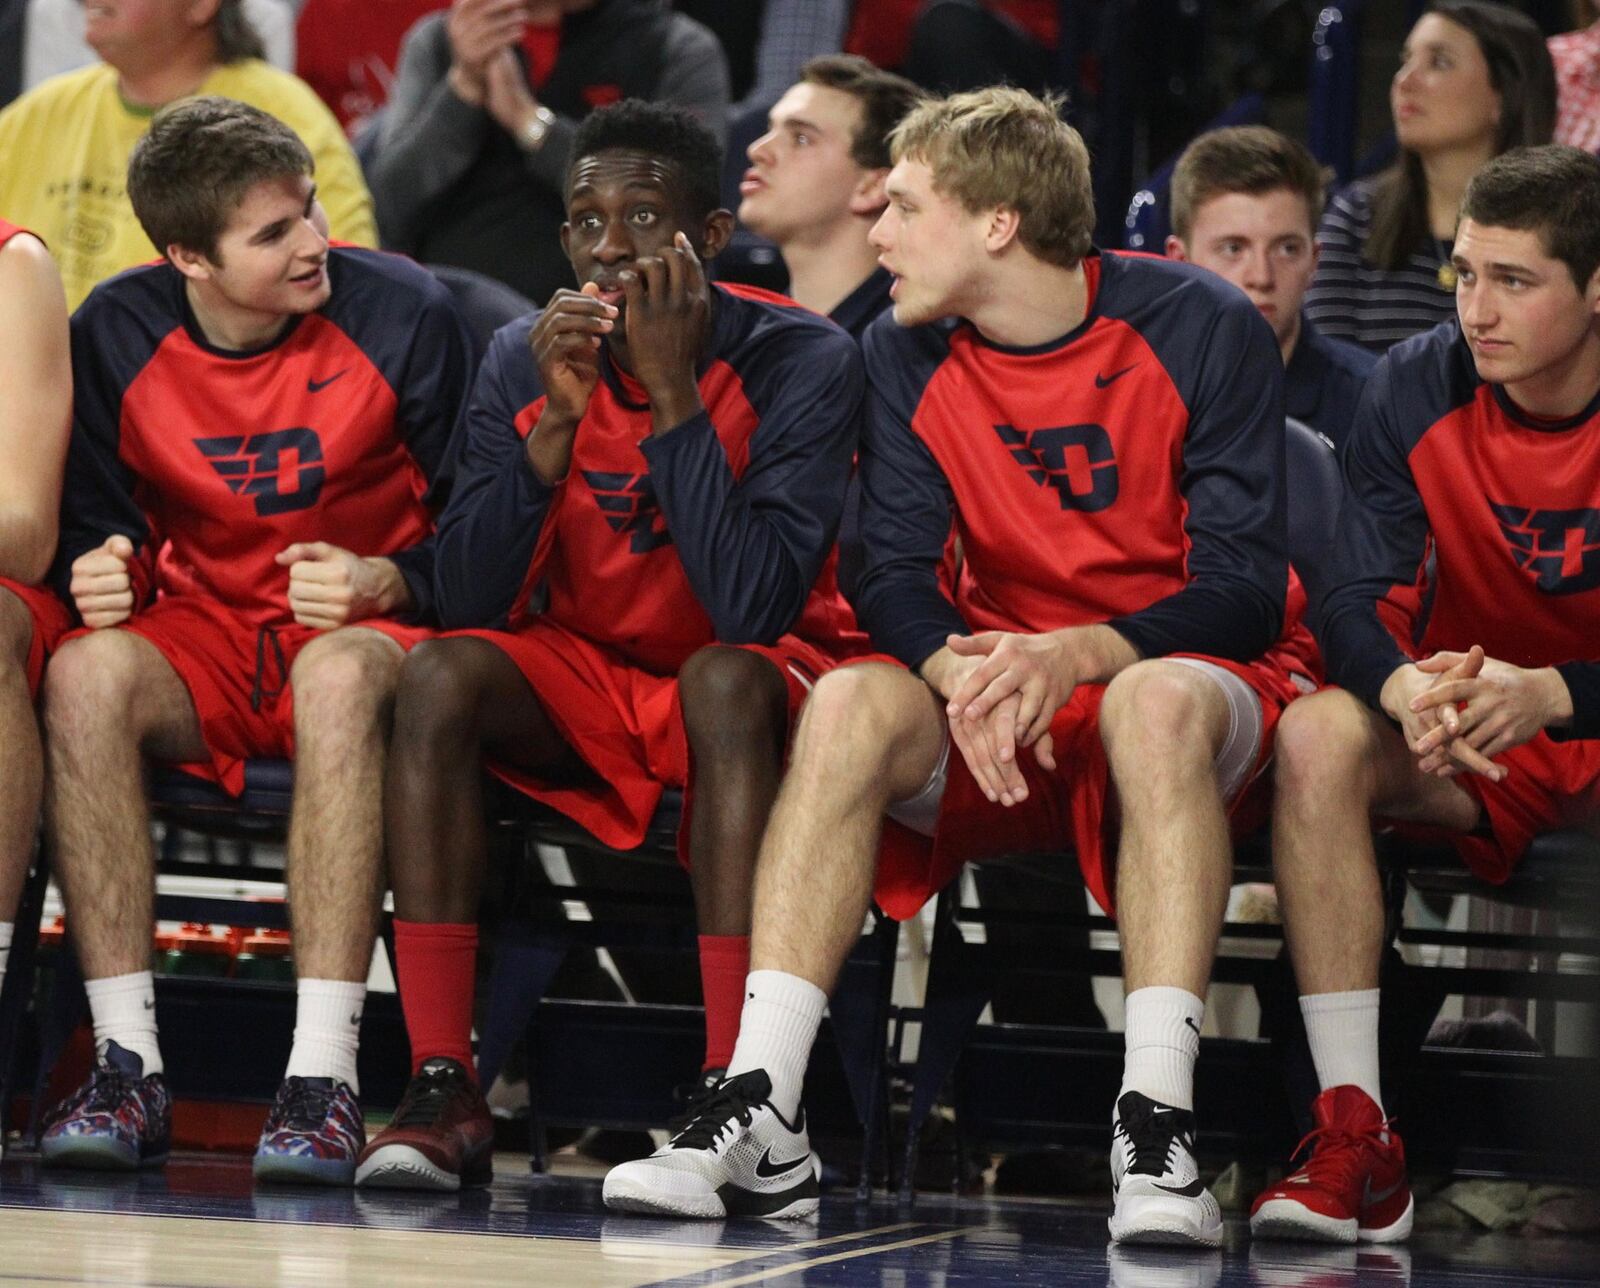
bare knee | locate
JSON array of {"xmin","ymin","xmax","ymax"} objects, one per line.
[
  {"xmin": 391, "ymin": 638, "xmax": 497, "ymax": 756},
  {"xmin": 290, "ymin": 629, "xmax": 403, "ymax": 738},
  {"xmin": 44, "ymin": 631, "xmax": 151, "ymax": 748},
  {"xmin": 1100, "ymin": 661, "xmax": 1221, "ymax": 769},
  {"xmin": 789, "ymin": 664, "xmax": 938, "ymax": 793},
  {"xmin": 678, "ymin": 646, "xmax": 788, "ymax": 766},
  {"xmin": 1273, "ymin": 689, "xmax": 1380, "ymax": 804}
]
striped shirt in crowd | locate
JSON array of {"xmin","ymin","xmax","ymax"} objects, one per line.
[{"xmin": 1304, "ymin": 176, "xmax": 1458, "ymax": 353}]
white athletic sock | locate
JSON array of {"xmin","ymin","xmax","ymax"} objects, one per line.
[
  {"xmin": 284, "ymin": 978, "xmax": 364, "ymax": 1092},
  {"xmin": 726, "ymin": 969, "xmax": 827, "ymax": 1122},
  {"xmin": 0, "ymin": 921, "xmax": 11, "ymax": 993},
  {"xmin": 85, "ymin": 971, "xmax": 163, "ymax": 1075},
  {"xmin": 1301, "ymin": 988, "xmax": 1383, "ymax": 1110},
  {"xmin": 1119, "ymin": 986, "xmax": 1204, "ymax": 1112}
]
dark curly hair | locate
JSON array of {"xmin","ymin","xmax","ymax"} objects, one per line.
[{"xmin": 567, "ymin": 100, "xmax": 724, "ymax": 222}]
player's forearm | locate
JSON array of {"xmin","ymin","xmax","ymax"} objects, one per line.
[
  {"xmin": 0, "ymin": 504, "xmax": 59, "ymax": 586},
  {"xmin": 1050, "ymin": 624, "xmax": 1139, "ymax": 686}
]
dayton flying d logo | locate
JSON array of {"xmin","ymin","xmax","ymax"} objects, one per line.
[
  {"xmin": 994, "ymin": 423, "xmax": 1120, "ymax": 512},
  {"xmin": 1490, "ymin": 503, "xmax": 1600, "ymax": 596},
  {"xmin": 195, "ymin": 428, "xmax": 326, "ymax": 517},
  {"xmin": 583, "ymin": 470, "xmax": 673, "ymax": 554}
]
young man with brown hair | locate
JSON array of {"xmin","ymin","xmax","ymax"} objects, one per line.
[
  {"xmin": 1254, "ymin": 143, "xmax": 1600, "ymax": 1246},
  {"xmin": 738, "ymin": 54, "xmax": 925, "ymax": 338},
  {"xmin": 1166, "ymin": 125, "xmax": 1375, "ymax": 449},
  {"xmin": 604, "ymin": 88, "xmax": 1317, "ymax": 1240},
  {"xmin": 39, "ymin": 97, "xmax": 472, "ymax": 1185}
]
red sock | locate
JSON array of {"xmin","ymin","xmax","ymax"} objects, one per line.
[
  {"xmin": 698, "ymin": 934, "xmax": 750, "ymax": 1072},
  {"xmin": 393, "ymin": 919, "xmax": 479, "ymax": 1080}
]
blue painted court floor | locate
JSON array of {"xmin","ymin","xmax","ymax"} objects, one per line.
[{"xmin": 0, "ymin": 1151, "xmax": 1595, "ymax": 1286}]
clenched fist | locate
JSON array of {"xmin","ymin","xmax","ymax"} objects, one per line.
[
  {"xmin": 275, "ymin": 542, "xmax": 413, "ymax": 629},
  {"xmin": 70, "ymin": 534, "xmax": 135, "ymax": 628}
]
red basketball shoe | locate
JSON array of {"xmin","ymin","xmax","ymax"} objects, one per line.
[{"xmin": 1250, "ymin": 1085, "xmax": 1412, "ymax": 1244}]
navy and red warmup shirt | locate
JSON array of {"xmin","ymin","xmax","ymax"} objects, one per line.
[
  {"xmin": 854, "ymin": 250, "xmax": 1304, "ymax": 673},
  {"xmin": 433, "ymin": 282, "xmax": 866, "ymax": 671},
  {"xmin": 59, "ymin": 248, "xmax": 474, "ymax": 625},
  {"xmin": 1318, "ymin": 319, "xmax": 1600, "ymax": 738}
]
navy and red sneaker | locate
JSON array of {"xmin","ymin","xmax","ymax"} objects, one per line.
[
  {"xmin": 1250, "ymin": 1085, "xmax": 1413, "ymax": 1244},
  {"xmin": 253, "ymin": 1076, "xmax": 366, "ymax": 1186},
  {"xmin": 354, "ymin": 1057, "xmax": 494, "ymax": 1192},
  {"xmin": 41, "ymin": 1041, "xmax": 171, "ymax": 1170}
]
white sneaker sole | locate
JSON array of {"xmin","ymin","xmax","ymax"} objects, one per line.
[
  {"xmin": 354, "ymin": 1145, "xmax": 461, "ymax": 1192},
  {"xmin": 1250, "ymin": 1199, "xmax": 1357, "ymax": 1244},
  {"xmin": 602, "ymin": 1176, "xmax": 819, "ymax": 1221},
  {"xmin": 1359, "ymin": 1194, "xmax": 1414, "ymax": 1244},
  {"xmin": 1109, "ymin": 1196, "xmax": 1224, "ymax": 1248}
]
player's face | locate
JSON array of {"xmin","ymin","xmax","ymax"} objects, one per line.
[
  {"xmin": 870, "ymin": 159, "xmax": 989, "ymax": 326},
  {"xmin": 1453, "ymin": 219, "xmax": 1600, "ymax": 396},
  {"xmin": 1392, "ymin": 13, "xmax": 1501, "ymax": 156},
  {"xmin": 739, "ymin": 84, "xmax": 871, "ymax": 244},
  {"xmin": 195, "ymin": 173, "xmax": 332, "ymax": 317},
  {"xmin": 1171, "ymin": 189, "xmax": 1317, "ymax": 350},
  {"xmin": 562, "ymin": 151, "xmax": 699, "ymax": 322}
]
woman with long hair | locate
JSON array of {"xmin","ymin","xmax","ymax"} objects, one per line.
[{"xmin": 1306, "ymin": 1, "xmax": 1556, "ymax": 351}]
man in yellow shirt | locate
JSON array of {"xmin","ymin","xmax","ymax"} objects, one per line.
[{"xmin": 0, "ymin": 0, "xmax": 374, "ymax": 309}]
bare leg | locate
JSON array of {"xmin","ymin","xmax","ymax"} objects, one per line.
[
  {"xmin": 749, "ymin": 664, "xmax": 946, "ymax": 992},
  {"xmin": 384, "ymin": 637, "xmax": 589, "ymax": 924},
  {"xmin": 1272, "ymin": 688, "xmax": 1481, "ymax": 995},
  {"xmin": 1099, "ymin": 660, "xmax": 1237, "ymax": 997},
  {"xmin": 0, "ymin": 590, "xmax": 42, "ymax": 921},
  {"xmin": 284, "ymin": 628, "xmax": 408, "ymax": 983},
  {"xmin": 678, "ymin": 646, "xmax": 790, "ymax": 937},
  {"xmin": 43, "ymin": 630, "xmax": 207, "ymax": 980}
]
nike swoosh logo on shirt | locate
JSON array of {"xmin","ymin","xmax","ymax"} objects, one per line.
[
  {"xmin": 307, "ymin": 369, "xmax": 350, "ymax": 393},
  {"xmin": 1094, "ymin": 364, "xmax": 1138, "ymax": 388},
  {"xmin": 1153, "ymin": 1178, "xmax": 1206, "ymax": 1197},
  {"xmin": 753, "ymin": 1146, "xmax": 810, "ymax": 1180}
]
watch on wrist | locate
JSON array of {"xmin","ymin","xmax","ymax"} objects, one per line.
[{"xmin": 519, "ymin": 104, "xmax": 556, "ymax": 151}]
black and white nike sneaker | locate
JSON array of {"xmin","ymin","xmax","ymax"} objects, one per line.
[
  {"xmin": 1108, "ymin": 1090, "xmax": 1223, "ymax": 1247},
  {"xmin": 602, "ymin": 1069, "xmax": 820, "ymax": 1219}
]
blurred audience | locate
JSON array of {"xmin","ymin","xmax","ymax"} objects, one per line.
[
  {"xmin": 1167, "ymin": 126, "xmax": 1375, "ymax": 451},
  {"xmin": 843, "ymin": 0, "xmax": 1057, "ymax": 94},
  {"xmin": 295, "ymin": 0, "xmax": 446, "ymax": 138},
  {"xmin": 0, "ymin": 0, "xmax": 375, "ymax": 310},
  {"xmin": 22, "ymin": 0, "xmax": 295, "ymax": 91},
  {"xmin": 368, "ymin": 0, "xmax": 728, "ymax": 302},
  {"xmin": 1306, "ymin": 1, "xmax": 1555, "ymax": 351},
  {"xmin": 1549, "ymin": 0, "xmax": 1600, "ymax": 152},
  {"xmin": 680, "ymin": 0, "xmax": 849, "ymax": 118}
]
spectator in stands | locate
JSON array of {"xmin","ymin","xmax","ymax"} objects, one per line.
[
  {"xmin": 603, "ymin": 87, "xmax": 1318, "ymax": 1240},
  {"xmin": 1550, "ymin": 1, "xmax": 1600, "ymax": 153},
  {"xmin": 1167, "ymin": 126, "xmax": 1376, "ymax": 450},
  {"xmin": 1306, "ymin": 1, "xmax": 1556, "ymax": 352},
  {"xmin": 354, "ymin": 102, "xmax": 865, "ymax": 1193},
  {"xmin": 293, "ymin": 0, "xmax": 445, "ymax": 138},
  {"xmin": 1252, "ymin": 144, "xmax": 1600, "ymax": 1247},
  {"xmin": 679, "ymin": 0, "xmax": 850, "ymax": 120},
  {"xmin": 38, "ymin": 99, "xmax": 472, "ymax": 1185},
  {"xmin": 0, "ymin": 225, "xmax": 70, "ymax": 1047},
  {"xmin": 738, "ymin": 55, "xmax": 922, "ymax": 333},
  {"xmin": 0, "ymin": 0, "xmax": 375, "ymax": 311},
  {"xmin": 21, "ymin": 0, "xmax": 295, "ymax": 91},
  {"xmin": 901, "ymin": 1, "xmax": 1057, "ymax": 96},
  {"xmin": 369, "ymin": 0, "xmax": 729, "ymax": 302}
]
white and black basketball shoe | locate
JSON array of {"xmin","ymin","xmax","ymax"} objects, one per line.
[
  {"xmin": 602, "ymin": 1069, "xmax": 820, "ymax": 1219},
  {"xmin": 1108, "ymin": 1090, "xmax": 1224, "ymax": 1247}
]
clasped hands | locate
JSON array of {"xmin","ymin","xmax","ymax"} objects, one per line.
[{"xmin": 1382, "ymin": 645, "xmax": 1573, "ymax": 782}]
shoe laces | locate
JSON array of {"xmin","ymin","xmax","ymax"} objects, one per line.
[
  {"xmin": 1116, "ymin": 1107, "xmax": 1191, "ymax": 1178},
  {"xmin": 274, "ymin": 1078, "xmax": 338, "ymax": 1132},
  {"xmin": 1288, "ymin": 1115, "xmax": 1395, "ymax": 1193},
  {"xmin": 391, "ymin": 1064, "xmax": 467, "ymax": 1129},
  {"xmin": 666, "ymin": 1070, "xmax": 724, "ymax": 1136},
  {"xmin": 75, "ymin": 1064, "xmax": 133, "ymax": 1116},
  {"xmin": 669, "ymin": 1083, "xmax": 755, "ymax": 1152}
]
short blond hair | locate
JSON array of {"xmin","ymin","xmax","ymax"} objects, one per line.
[{"xmin": 888, "ymin": 87, "xmax": 1093, "ymax": 268}]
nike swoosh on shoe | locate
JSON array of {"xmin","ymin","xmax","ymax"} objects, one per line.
[{"xmin": 753, "ymin": 1147, "xmax": 809, "ymax": 1180}]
